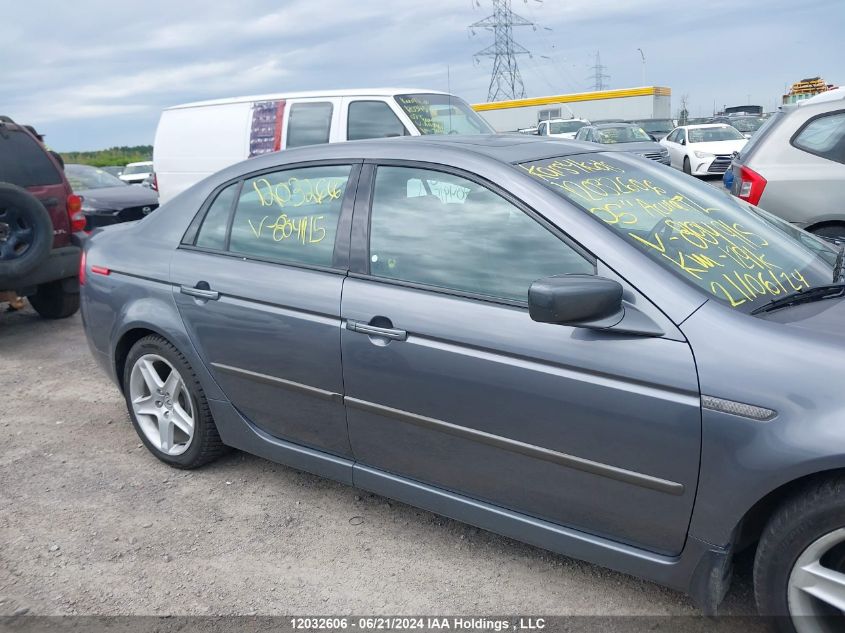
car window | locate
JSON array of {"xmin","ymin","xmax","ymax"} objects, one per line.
[
  {"xmin": 792, "ymin": 111, "xmax": 845, "ymax": 164},
  {"xmin": 520, "ymin": 153, "xmax": 835, "ymax": 312},
  {"xmin": 347, "ymin": 101, "xmax": 407, "ymax": 140},
  {"xmin": 195, "ymin": 184, "xmax": 238, "ymax": 250},
  {"xmin": 228, "ymin": 165, "xmax": 352, "ymax": 267},
  {"xmin": 368, "ymin": 166, "xmax": 594, "ymax": 302},
  {"xmin": 0, "ymin": 128, "xmax": 62, "ymax": 187},
  {"xmin": 286, "ymin": 102, "xmax": 333, "ymax": 148}
]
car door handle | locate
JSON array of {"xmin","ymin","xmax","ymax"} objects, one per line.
[
  {"xmin": 346, "ymin": 320, "xmax": 407, "ymax": 341},
  {"xmin": 180, "ymin": 285, "xmax": 219, "ymax": 301}
]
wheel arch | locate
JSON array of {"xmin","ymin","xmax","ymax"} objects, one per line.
[{"xmin": 734, "ymin": 467, "xmax": 845, "ymax": 553}]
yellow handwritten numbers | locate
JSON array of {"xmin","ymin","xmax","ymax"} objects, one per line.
[
  {"xmin": 520, "ymin": 155, "xmax": 834, "ymax": 310},
  {"xmin": 229, "ymin": 165, "xmax": 352, "ymax": 267}
]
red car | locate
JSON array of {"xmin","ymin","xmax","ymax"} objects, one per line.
[{"xmin": 0, "ymin": 116, "xmax": 86, "ymax": 318}]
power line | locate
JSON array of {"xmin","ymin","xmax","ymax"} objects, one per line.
[
  {"xmin": 470, "ymin": 1, "xmax": 534, "ymax": 102},
  {"xmin": 587, "ymin": 50, "xmax": 610, "ymax": 91}
]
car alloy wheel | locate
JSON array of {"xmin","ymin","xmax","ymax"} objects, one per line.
[
  {"xmin": 787, "ymin": 527, "xmax": 845, "ymax": 633},
  {"xmin": 128, "ymin": 353, "xmax": 195, "ymax": 456}
]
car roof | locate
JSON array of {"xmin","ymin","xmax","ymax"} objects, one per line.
[
  {"xmin": 593, "ymin": 122, "xmax": 639, "ymax": 129},
  {"xmin": 168, "ymin": 88, "xmax": 451, "ymax": 110},
  {"xmin": 678, "ymin": 123, "xmax": 732, "ymax": 129},
  {"xmin": 799, "ymin": 86, "xmax": 845, "ymax": 106}
]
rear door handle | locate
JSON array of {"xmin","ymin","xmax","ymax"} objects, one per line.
[
  {"xmin": 180, "ymin": 285, "xmax": 219, "ymax": 301},
  {"xmin": 346, "ymin": 320, "xmax": 407, "ymax": 341}
]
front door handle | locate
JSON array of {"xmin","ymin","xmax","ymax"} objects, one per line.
[
  {"xmin": 346, "ymin": 320, "xmax": 407, "ymax": 341},
  {"xmin": 180, "ymin": 284, "xmax": 219, "ymax": 301}
]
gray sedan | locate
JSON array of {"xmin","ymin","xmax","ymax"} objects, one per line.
[
  {"xmin": 574, "ymin": 123, "xmax": 670, "ymax": 164},
  {"xmin": 80, "ymin": 135, "xmax": 845, "ymax": 631}
]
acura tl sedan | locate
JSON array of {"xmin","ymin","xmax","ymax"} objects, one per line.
[{"xmin": 80, "ymin": 135, "xmax": 845, "ymax": 632}]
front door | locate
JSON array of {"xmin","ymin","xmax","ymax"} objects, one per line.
[
  {"xmin": 340, "ymin": 164, "xmax": 701, "ymax": 555},
  {"xmin": 172, "ymin": 162, "xmax": 359, "ymax": 457}
]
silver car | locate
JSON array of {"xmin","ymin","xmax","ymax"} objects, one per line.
[{"xmin": 730, "ymin": 88, "xmax": 845, "ymax": 241}]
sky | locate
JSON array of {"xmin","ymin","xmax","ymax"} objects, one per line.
[{"xmin": 2, "ymin": 0, "xmax": 843, "ymax": 151}]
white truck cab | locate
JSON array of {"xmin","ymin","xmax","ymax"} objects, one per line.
[
  {"xmin": 536, "ymin": 118, "xmax": 591, "ymax": 140},
  {"xmin": 153, "ymin": 88, "xmax": 492, "ymax": 203}
]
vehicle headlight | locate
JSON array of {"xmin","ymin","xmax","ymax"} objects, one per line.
[{"xmin": 694, "ymin": 151, "xmax": 714, "ymax": 159}]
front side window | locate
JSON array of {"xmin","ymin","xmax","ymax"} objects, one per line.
[
  {"xmin": 394, "ymin": 93, "xmax": 493, "ymax": 135},
  {"xmin": 368, "ymin": 166, "xmax": 593, "ymax": 302},
  {"xmin": 347, "ymin": 101, "xmax": 407, "ymax": 141},
  {"xmin": 228, "ymin": 165, "xmax": 352, "ymax": 267},
  {"xmin": 520, "ymin": 153, "xmax": 835, "ymax": 311},
  {"xmin": 792, "ymin": 111, "xmax": 845, "ymax": 164},
  {"xmin": 287, "ymin": 102, "xmax": 333, "ymax": 148}
]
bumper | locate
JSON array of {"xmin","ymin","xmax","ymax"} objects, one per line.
[
  {"xmin": 692, "ymin": 155, "xmax": 732, "ymax": 176},
  {"xmin": 1, "ymin": 243, "xmax": 81, "ymax": 292}
]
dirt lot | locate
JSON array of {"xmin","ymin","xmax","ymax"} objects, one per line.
[{"xmin": 1, "ymin": 305, "xmax": 760, "ymax": 622}]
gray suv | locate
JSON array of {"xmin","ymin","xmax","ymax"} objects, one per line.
[
  {"xmin": 729, "ymin": 88, "xmax": 845, "ymax": 241},
  {"xmin": 81, "ymin": 135, "xmax": 845, "ymax": 631}
]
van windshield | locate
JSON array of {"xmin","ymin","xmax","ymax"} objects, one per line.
[
  {"xmin": 395, "ymin": 94, "xmax": 493, "ymax": 135},
  {"xmin": 520, "ymin": 152, "xmax": 835, "ymax": 312}
]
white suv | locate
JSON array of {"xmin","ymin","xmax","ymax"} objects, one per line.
[{"xmin": 728, "ymin": 88, "xmax": 845, "ymax": 241}]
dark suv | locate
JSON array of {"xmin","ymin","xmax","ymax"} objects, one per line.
[{"xmin": 0, "ymin": 116, "xmax": 85, "ymax": 318}]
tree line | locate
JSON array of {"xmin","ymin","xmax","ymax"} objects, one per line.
[{"xmin": 59, "ymin": 146, "xmax": 153, "ymax": 167}]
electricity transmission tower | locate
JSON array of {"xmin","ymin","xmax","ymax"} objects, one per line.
[
  {"xmin": 470, "ymin": 0, "xmax": 534, "ymax": 102},
  {"xmin": 588, "ymin": 51, "xmax": 610, "ymax": 91}
]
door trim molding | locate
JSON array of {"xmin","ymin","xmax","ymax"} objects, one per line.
[
  {"xmin": 211, "ymin": 362, "xmax": 343, "ymax": 404},
  {"xmin": 345, "ymin": 397, "xmax": 685, "ymax": 496}
]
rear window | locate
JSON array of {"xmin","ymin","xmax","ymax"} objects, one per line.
[{"xmin": 0, "ymin": 128, "xmax": 62, "ymax": 187}]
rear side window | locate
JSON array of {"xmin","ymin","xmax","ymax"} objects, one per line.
[
  {"xmin": 0, "ymin": 129, "xmax": 61, "ymax": 187},
  {"xmin": 286, "ymin": 102, "xmax": 333, "ymax": 148},
  {"xmin": 195, "ymin": 184, "xmax": 237, "ymax": 250},
  {"xmin": 368, "ymin": 166, "xmax": 593, "ymax": 302},
  {"xmin": 228, "ymin": 165, "xmax": 352, "ymax": 267},
  {"xmin": 792, "ymin": 111, "xmax": 845, "ymax": 164},
  {"xmin": 347, "ymin": 101, "xmax": 407, "ymax": 140}
]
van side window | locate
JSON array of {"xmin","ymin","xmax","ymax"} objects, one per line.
[
  {"xmin": 228, "ymin": 165, "xmax": 352, "ymax": 267},
  {"xmin": 792, "ymin": 111, "xmax": 845, "ymax": 164},
  {"xmin": 347, "ymin": 101, "xmax": 407, "ymax": 140},
  {"xmin": 195, "ymin": 184, "xmax": 237, "ymax": 250},
  {"xmin": 368, "ymin": 166, "xmax": 593, "ymax": 302},
  {"xmin": 287, "ymin": 102, "xmax": 333, "ymax": 148}
]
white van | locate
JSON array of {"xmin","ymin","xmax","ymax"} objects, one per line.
[{"xmin": 153, "ymin": 88, "xmax": 493, "ymax": 203}]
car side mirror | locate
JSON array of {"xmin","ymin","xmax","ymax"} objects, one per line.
[
  {"xmin": 680, "ymin": 138, "xmax": 686, "ymax": 146},
  {"xmin": 528, "ymin": 275, "xmax": 624, "ymax": 328}
]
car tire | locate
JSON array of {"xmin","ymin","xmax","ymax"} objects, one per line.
[
  {"xmin": 810, "ymin": 224, "xmax": 845, "ymax": 245},
  {"xmin": 123, "ymin": 335, "xmax": 228, "ymax": 469},
  {"xmin": 28, "ymin": 278, "xmax": 80, "ymax": 319},
  {"xmin": 683, "ymin": 156, "xmax": 692, "ymax": 175},
  {"xmin": 0, "ymin": 183, "xmax": 53, "ymax": 284},
  {"xmin": 753, "ymin": 476, "xmax": 845, "ymax": 633}
]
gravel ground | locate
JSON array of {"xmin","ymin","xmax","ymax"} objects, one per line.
[{"xmin": 0, "ymin": 304, "xmax": 763, "ymax": 626}]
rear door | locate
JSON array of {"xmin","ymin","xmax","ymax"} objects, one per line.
[
  {"xmin": 340, "ymin": 163, "xmax": 701, "ymax": 555},
  {"xmin": 171, "ymin": 161, "xmax": 360, "ymax": 457}
]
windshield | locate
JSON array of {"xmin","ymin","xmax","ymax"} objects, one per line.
[
  {"xmin": 519, "ymin": 152, "xmax": 835, "ymax": 312},
  {"xmin": 394, "ymin": 93, "xmax": 493, "ymax": 135},
  {"xmin": 688, "ymin": 126, "xmax": 745, "ymax": 143},
  {"xmin": 65, "ymin": 164, "xmax": 126, "ymax": 190},
  {"xmin": 729, "ymin": 117, "xmax": 766, "ymax": 133},
  {"xmin": 548, "ymin": 120, "xmax": 588, "ymax": 134},
  {"xmin": 632, "ymin": 119, "xmax": 673, "ymax": 133},
  {"xmin": 595, "ymin": 126, "xmax": 651, "ymax": 143},
  {"xmin": 123, "ymin": 163, "xmax": 152, "ymax": 175}
]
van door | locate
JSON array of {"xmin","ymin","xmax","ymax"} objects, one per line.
[
  {"xmin": 340, "ymin": 97, "xmax": 411, "ymax": 141},
  {"xmin": 282, "ymin": 98, "xmax": 343, "ymax": 149}
]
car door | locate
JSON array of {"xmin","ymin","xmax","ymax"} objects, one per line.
[
  {"xmin": 663, "ymin": 129, "xmax": 683, "ymax": 167},
  {"xmin": 171, "ymin": 161, "xmax": 360, "ymax": 457},
  {"xmin": 340, "ymin": 163, "xmax": 701, "ymax": 556}
]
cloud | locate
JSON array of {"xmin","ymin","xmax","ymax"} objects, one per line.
[{"xmin": 1, "ymin": 0, "xmax": 842, "ymax": 150}]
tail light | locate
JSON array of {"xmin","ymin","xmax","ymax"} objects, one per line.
[
  {"xmin": 737, "ymin": 166, "xmax": 767, "ymax": 206},
  {"xmin": 67, "ymin": 194, "xmax": 86, "ymax": 232},
  {"xmin": 79, "ymin": 249, "xmax": 87, "ymax": 285}
]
